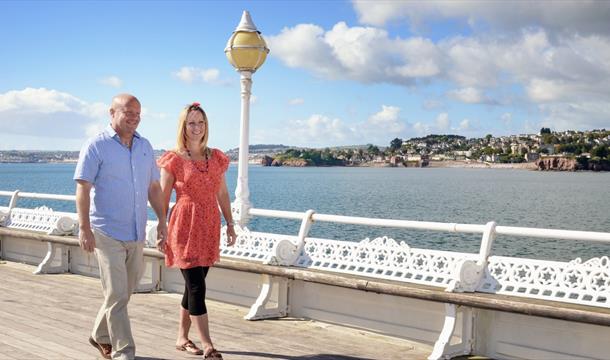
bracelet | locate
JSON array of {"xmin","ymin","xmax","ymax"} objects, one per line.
[{"xmin": 227, "ymin": 220, "xmax": 235, "ymax": 226}]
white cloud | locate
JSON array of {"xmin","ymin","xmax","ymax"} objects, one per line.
[
  {"xmin": 0, "ymin": 88, "xmax": 108, "ymax": 141},
  {"xmin": 269, "ymin": 18, "xmax": 610, "ymax": 132},
  {"xmin": 458, "ymin": 119, "xmax": 471, "ymax": 130},
  {"xmin": 352, "ymin": 1, "xmax": 610, "ymax": 35},
  {"xmin": 539, "ymin": 102, "xmax": 610, "ymax": 131},
  {"xmin": 267, "ymin": 24, "xmax": 342, "ymax": 79},
  {"xmin": 99, "ymin": 76, "xmax": 123, "ymax": 88},
  {"xmin": 254, "ymin": 105, "xmax": 411, "ymax": 147},
  {"xmin": 283, "ymin": 114, "xmax": 352, "ymax": 147},
  {"xmin": 250, "ymin": 95, "xmax": 258, "ymax": 105},
  {"xmin": 289, "ymin": 98, "xmax": 304, "ymax": 106},
  {"xmin": 268, "ymin": 22, "xmax": 441, "ymax": 85},
  {"xmin": 365, "ymin": 105, "xmax": 405, "ymax": 132},
  {"xmin": 356, "ymin": 105, "xmax": 408, "ymax": 144},
  {"xmin": 435, "ymin": 113, "xmax": 450, "ymax": 131},
  {"xmin": 412, "ymin": 122, "xmax": 430, "ymax": 136},
  {"xmin": 448, "ymin": 87, "xmax": 483, "ymax": 104},
  {"xmin": 173, "ymin": 66, "xmax": 229, "ymax": 85}
]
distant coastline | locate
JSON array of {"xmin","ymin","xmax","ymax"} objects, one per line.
[
  {"xmin": 0, "ymin": 160, "xmax": 78, "ymax": 164},
  {"xmin": 1, "ymin": 158, "xmax": 603, "ymax": 171},
  {"xmin": 427, "ymin": 160, "xmax": 537, "ymax": 170}
]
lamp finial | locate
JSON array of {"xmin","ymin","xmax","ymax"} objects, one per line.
[{"xmin": 236, "ymin": 10, "xmax": 258, "ymax": 32}]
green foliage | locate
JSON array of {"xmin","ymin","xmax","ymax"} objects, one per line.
[
  {"xmin": 274, "ymin": 148, "xmax": 344, "ymax": 166},
  {"xmin": 591, "ymin": 145, "xmax": 609, "ymax": 159},
  {"xmin": 390, "ymin": 138, "xmax": 402, "ymax": 152},
  {"xmin": 367, "ymin": 144, "xmax": 380, "ymax": 156},
  {"xmin": 576, "ymin": 156, "xmax": 589, "ymax": 168},
  {"xmin": 558, "ymin": 143, "xmax": 579, "ymax": 154}
]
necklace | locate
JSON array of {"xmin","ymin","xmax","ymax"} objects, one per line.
[{"xmin": 186, "ymin": 149, "xmax": 208, "ymax": 173}]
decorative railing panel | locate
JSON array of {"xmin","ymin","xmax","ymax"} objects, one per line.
[
  {"xmin": 296, "ymin": 236, "xmax": 479, "ymax": 288},
  {"xmin": 3, "ymin": 206, "xmax": 77, "ymax": 236},
  {"xmin": 220, "ymin": 227, "xmax": 296, "ymax": 263},
  {"xmin": 480, "ymin": 255, "xmax": 610, "ymax": 308}
]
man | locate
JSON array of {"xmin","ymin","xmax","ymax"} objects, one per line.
[{"xmin": 74, "ymin": 94, "xmax": 167, "ymax": 360}]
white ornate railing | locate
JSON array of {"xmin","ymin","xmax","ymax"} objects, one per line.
[
  {"xmin": 481, "ymin": 255, "xmax": 609, "ymax": 308},
  {"xmin": 1, "ymin": 189, "xmax": 609, "ymax": 360}
]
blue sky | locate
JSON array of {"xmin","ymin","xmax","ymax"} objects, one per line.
[{"xmin": 1, "ymin": 0, "xmax": 609, "ymax": 151}]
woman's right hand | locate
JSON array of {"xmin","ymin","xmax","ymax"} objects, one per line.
[{"xmin": 156, "ymin": 223, "xmax": 167, "ymax": 253}]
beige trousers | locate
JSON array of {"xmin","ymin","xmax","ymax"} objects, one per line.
[{"xmin": 91, "ymin": 230, "xmax": 144, "ymax": 360}]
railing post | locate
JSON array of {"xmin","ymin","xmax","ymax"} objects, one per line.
[
  {"xmin": 1, "ymin": 190, "xmax": 20, "ymax": 226},
  {"xmin": 8, "ymin": 190, "xmax": 20, "ymax": 211},
  {"xmin": 267, "ymin": 209, "xmax": 315, "ymax": 266},
  {"xmin": 477, "ymin": 221, "xmax": 496, "ymax": 268}
]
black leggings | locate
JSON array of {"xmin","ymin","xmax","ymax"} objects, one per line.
[{"xmin": 180, "ymin": 266, "xmax": 210, "ymax": 316}]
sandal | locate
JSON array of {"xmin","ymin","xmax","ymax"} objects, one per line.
[
  {"xmin": 88, "ymin": 336, "xmax": 112, "ymax": 359},
  {"xmin": 204, "ymin": 349, "xmax": 223, "ymax": 359},
  {"xmin": 175, "ymin": 340, "xmax": 204, "ymax": 355}
]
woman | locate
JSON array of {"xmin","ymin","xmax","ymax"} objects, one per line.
[{"xmin": 157, "ymin": 102, "xmax": 237, "ymax": 360}]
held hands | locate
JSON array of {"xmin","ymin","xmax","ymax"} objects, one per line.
[
  {"xmin": 226, "ymin": 224, "xmax": 237, "ymax": 246},
  {"xmin": 79, "ymin": 228, "xmax": 96, "ymax": 253},
  {"xmin": 156, "ymin": 222, "xmax": 168, "ymax": 253}
]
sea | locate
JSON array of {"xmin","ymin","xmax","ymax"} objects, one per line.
[{"xmin": 1, "ymin": 163, "xmax": 609, "ymax": 262}]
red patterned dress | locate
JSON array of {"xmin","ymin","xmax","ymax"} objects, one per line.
[{"xmin": 157, "ymin": 149, "xmax": 229, "ymax": 269}]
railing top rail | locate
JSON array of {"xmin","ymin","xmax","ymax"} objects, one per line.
[
  {"xmin": 495, "ymin": 225, "xmax": 610, "ymax": 243},
  {"xmin": 0, "ymin": 191, "xmax": 76, "ymax": 202},
  {"xmin": 2, "ymin": 191, "xmax": 609, "ymax": 244},
  {"xmin": 250, "ymin": 208, "xmax": 610, "ymax": 244}
]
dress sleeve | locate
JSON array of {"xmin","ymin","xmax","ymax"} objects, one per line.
[
  {"xmin": 214, "ymin": 149, "xmax": 230, "ymax": 174},
  {"xmin": 157, "ymin": 151, "xmax": 176, "ymax": 176}
]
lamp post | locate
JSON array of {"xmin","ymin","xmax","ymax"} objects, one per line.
[{"xmin": 225, "ymin": 11, "xmax": 269, "ymax": 226}]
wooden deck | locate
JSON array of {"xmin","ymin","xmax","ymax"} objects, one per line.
[{"xmin": 0, "ymin": 260, "xmax": 435, "ymax": 360}]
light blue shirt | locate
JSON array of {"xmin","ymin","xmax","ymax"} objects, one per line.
[{"xmin": 74, "ymin": 126, "xmax": 160, "ymax": 242}]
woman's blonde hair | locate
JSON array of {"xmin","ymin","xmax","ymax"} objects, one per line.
[{"xmin": 175, "ymin": 103, "xmax": 209, "ymax": 154}]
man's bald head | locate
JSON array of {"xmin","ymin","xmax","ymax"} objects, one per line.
[{"xmin": 111, "ymin": 93, "xmax": 140, "ymax": 110}]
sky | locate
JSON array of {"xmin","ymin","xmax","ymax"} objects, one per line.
[{"xmin": 1, "ymin": 0, "xmax": 609, "ymax": 151}]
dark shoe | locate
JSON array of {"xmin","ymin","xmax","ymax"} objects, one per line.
[
  {"xmin": 176, "ymin": 340, "xmax": 204, "ymax": 355},
  {"xmin": 204, "ymin": 349, "xmax": 223, "ymax": 359},
  {"xmin": 89, "ymin": 336, "xmax": 112, "ymax": 359}
]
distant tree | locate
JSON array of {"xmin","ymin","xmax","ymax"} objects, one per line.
[
  {"xmin": 367, "ymin": 144, "xmax": 380, "ymax": 156},
  {"xmin": 558, "ymin": 144, "xmax": 578, "ymax": 154},
  {"xmin": 390, "ymin": 138, "xmax": 402, "ymax": 152},
  {"xmin": 540, "ymin": 127, "xmax": 551, "ymax": 135},
  {"xmin": 485, "ymin": 134, "xmax": 493, "ymax": 143},
  {"xmin": 591, "ymin": 145, "xmax": 609, "ymax": 159}
]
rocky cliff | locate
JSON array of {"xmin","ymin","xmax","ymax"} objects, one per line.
[
  {"xmin": 536, "ymin": 157, "xmax": 579, "ymax": 171},
  {"xmin": 535, "ymin": 157, "xmax": 610, "ymax": 171},
  {"xmin": 261, "ymin": 156, "xmax": 309, "ymax": 167}
]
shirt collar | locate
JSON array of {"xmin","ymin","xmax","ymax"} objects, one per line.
[{"xmin": 104, "ymin": 125, "xmax": 141, "ymax": 139}]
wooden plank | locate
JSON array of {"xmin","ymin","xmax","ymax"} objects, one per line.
[{"xmin": 0, "ymin": 261, "xmax": 433, "ymax": 359}]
